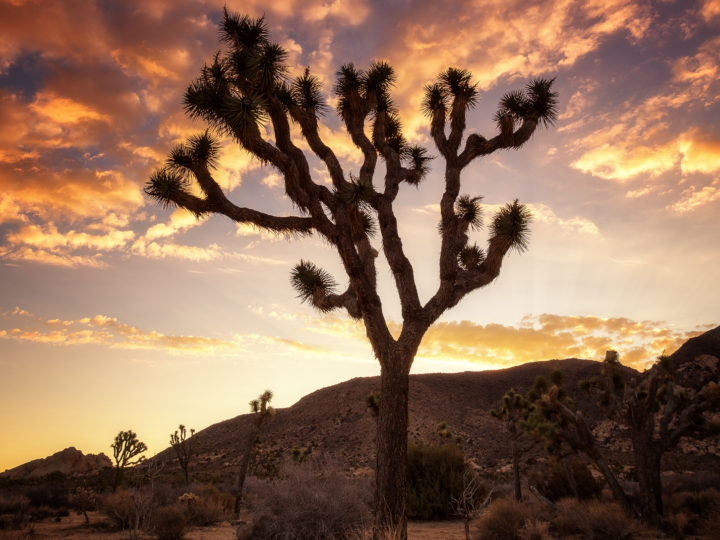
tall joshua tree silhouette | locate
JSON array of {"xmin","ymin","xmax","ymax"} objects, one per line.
[{"xmin": 146, "ymin": 10, "xmax": 557, "ymax": 537}]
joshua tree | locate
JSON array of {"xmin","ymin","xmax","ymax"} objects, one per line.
[
  {"xmin": 170, "ymin": 424, "xmax": 196, "ymax": 485},
  {"xmin": 235, "ymin": 389, "xmax": 274, "ymax": 510},
  {"xmin": 581, "ymin": 351, "xmax": 720, "ymax": 525},
  {"xmin": 145, "ymin": 10, "xmax": 557, "ymax": 536},
  {"xmin": 490, "ymin": 389, "xmax": 534, "ymax": 501},
  {"xmin": 111, "ymin": 430, "xmax": 147, "ymax": 491}
]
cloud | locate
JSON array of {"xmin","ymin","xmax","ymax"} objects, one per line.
[
  {"xmin": 0, "ymin": 305, "xmax": 338, "ymax": 357},
  {"xmin": 282, "ymin": 311, "xmax": 710, "ymax": 371}
]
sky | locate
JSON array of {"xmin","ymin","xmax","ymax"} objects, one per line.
[{"xmin": 0, "ymin": 0, "xmax": 718, "ymax": 472}]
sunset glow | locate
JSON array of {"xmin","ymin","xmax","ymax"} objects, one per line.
[{"xmin": 1, "ymin": 0, "xmax": 718, "ymax": 472}]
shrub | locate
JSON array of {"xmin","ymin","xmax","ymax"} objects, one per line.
[
  {"xmin": 527, "ymin": 458, "xmax": 601, "ymax": 501},
  {"xmin": 551, "ymin": 499, "xmax": 633, "ymax": 540},
  {"xmin": 0, "ymin": 493, "xmax": 30, "ymax": 529},
  {"xmin": 518, "ymin": 519, "xmax": 551, "ymax": 540},
  {"xmin": 153, "ymin": 503, "xmax": 187, "ymax": 540},
  {"xmin": 244, "ymin": 459, "xmax": 371, "ymax": 539},
  {"xmin": 183, "ymin": 484, "xmax": 234, "ymax": 526},
  {"xmin": 474, "ymin": 498, "xmax": 529, "ymax": 540},
  {"xmin": 665, "ymin": 488, "xmax": 720, "ymax": 535},
  {"xmin": 406, "ymin": 443, "xmax": 466, "ymax": 520},
  {"xmin": 99, "ymin": 488, "xmax": 154, "ymax": 531}
]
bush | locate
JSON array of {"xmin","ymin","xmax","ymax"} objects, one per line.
[
  {"xmin": 0, "ymin": 493, "xmax": 30, "ymax": 529},
  {"xmin": 181, "ymin": 484, "xmax": 234, "ymax": 526},
  {"xmin": 406, "ymin": 443, "xmax": 466, "ymax": 520},
  {"xmin": 551, "ymin": 499, "xmax": 633, "ymax": 540},
  {"xmin": 528, "ymin": 458, "xmax": 601, "ymax": 502},
  {"xmin": 665, "ymin": 488, "xmax": 720, "ymax": 535},
  {"xmin": 153, "ymin": 503, "xmax": 187, "ymax": 540},
  {"xmin": 99, "ymin": 488, "xmax": 154, "ymax": 531},
  {"xmin": 244, "ymin": 458, "xmax": 371, "ymax": 539},
  {"xmin": 474, "ymin": 498, "xmax": 529, "ymax": 540}
]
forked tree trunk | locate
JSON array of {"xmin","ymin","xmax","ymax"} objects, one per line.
[{"xmin": 374, "ymin": 362, "xmax": 410, "ymax": 540}]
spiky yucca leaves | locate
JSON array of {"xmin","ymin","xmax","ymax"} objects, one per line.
[
  {"xmin": 403, "ymin": 145, "xmax": 432, "ymax": 185},
  {"xmin": 455, "ymin": 195, "xmax": 483, "ymax": 231},
  {"xmin": 335, "ymin": 63, "xmax": 363, "ymax": 119},
  {"xmin": 184, "ymin": 57, "xmax": 269, "ymax": 142},
  {"xmin": 458, "ymin": 244, "xmax": 485, "ymax": 271},
  {"xmin": 291, "ymin": 68, "xmax": 327, "ymax": 115},
  {"xmin": 375, "ymin": 113, "xmax": 406, "ymax": 153},
  {"xmin": 339, "ymin": 174, "xmax": 375, "ymax": 206},
  {"xmin": 220, "ymin": 11, "xmax": 269, "ymax": 49},
  {"xmin": 440, "ymin": 67, "xmax": 478, "ymax": 105},
  {"xmin": 527, "ymin": 78, "xmax": 559, "ymax": 128},
  {"xmin": 495, "ymin": 78, "xmax": 558, "ymax": 134},
  {"xmin": 167, "ymin": 131, "xmax": 221, "ymax": 173},
  {"xmin": 491, "ymin": 199, "xmax": 532, "ymax": 252},
  {"xmin": 290, "ymin": 260, "xmax": 338, "ymax": 309},
  {"xmin": 144, "ymin": 169, "xmax": 191, "ymax": 209},
  {"xmin": 421, "ymin": 82, "xmax": 449, "ymax": 117},
  {"xmin": 364, "ymin": 60, "xmax": 395, "ymax": 111}
]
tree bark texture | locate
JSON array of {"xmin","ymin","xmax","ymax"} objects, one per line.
[{"xmin": 374, "ymin": 363, "xmax": 410, "ymax": 539}]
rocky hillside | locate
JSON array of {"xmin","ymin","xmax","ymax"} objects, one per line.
[
  {"xmin": 153, "ymin": 358, "xmax": 632, "ymax": 475},
  {"xmin": 1, "ymin": 447, "xmax": 111, "ymax": 480}
]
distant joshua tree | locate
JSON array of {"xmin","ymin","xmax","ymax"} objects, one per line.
[
  {"xmin": 111, "ymin": 430, "xmax": 147, "ymax": 491},
  {"xmin": 581, "ymin": 351, "xmax": 720, "ymax": 525},
  {"xmin": 170, "ymin": 424, "xmax": 196, "ymax": 485},
  {"xmin": 235, "ymin": 389, "xmax": 274, "ymax": 510},
  {"xmin": 490, "ymin": 389, "xmax": 533, "ymax": 501},
  {"xmin": 145, "ymin": 9, "xmax": 557, "ymax": 536}
]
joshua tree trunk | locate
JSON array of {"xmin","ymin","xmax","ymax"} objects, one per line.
[
  {"xmin": 234, "ymin": 429, "xmax": 257, "ymax": 513},
  {"xmin": 632, "ymin": 434, "xmax": 663, "ymax": 524},
  {"xmin": 511, "ymin": 439, "xmax": 522, "ymax": 501},
  {"xmin": 374, "ymin": 359, "xmax": 410, "ymax": 538}
]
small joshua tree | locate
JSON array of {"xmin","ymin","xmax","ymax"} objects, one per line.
[
  {"xmin": 526, "ymin": 369, "xmax": 632, "ymax": 513},
  {"xmin": 111, "ymin": 430, "xmax": 147, "ymax": 491},
  {"xmin": 490, "ymin": 389, "xmax": 534, "ymax": 501},
  {"xmin": 170, "ymin": 424, "xmax": 196, "ymax": 485},
  {"xmin": 235, "ymin": 389, "xmax": 274, "ymax": 510},
  {"xmin": 145, "ymin": 10, "xmax": 557, "ymax": 536}
]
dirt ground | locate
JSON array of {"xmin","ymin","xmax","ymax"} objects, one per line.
[{"xmin": 0, "ymin": 512, "xmax": 467, "ymax": 539}]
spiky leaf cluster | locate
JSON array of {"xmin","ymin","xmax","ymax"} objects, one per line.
[
  {"xmin": 375, "ymin": 113, "xmax": 406, "ymax": 153},
  {"xmin": 144, "ymin": 170, "xmax": 191, "ymax": 209},
  {"xmin": 339, "ymin": 174, "xmax": 375, "ymax": 207},
  {"xmin": 455, "ymin": 195, "xmax": 483, "ymax": 230},
  {"xmin": 167, "ymin": 131, "xmax": 221, "ymax": 173},
  {"xmin": 291, "ymin": 68, "xmax": 327, "ymax": 115},
  {"xmin": 440, "ymin": 67, "xmax": 478, "ymax": 105},
  {"xmin": 421, "ymin": 82, "xmax": 449, "ymax": 117},
  {"xmin": 290, "ymin": 260, "xmax": 337, "ymax": 308},
  {"xmin": 184, "ymin": 11, "xmax": 292, "ymax": 143},
  {"xmin": 458, "ymin": 244, "xmax": 485, "ymax": 271},
  {"xmin": 491, "ymin": 199, "xmax": 531, "ymax": 252},
  {"xmin": 403, "ymin": 145, "xmax": 432, "ymax": 185},
  {"xmin": 495, "ymin": 78, "xmax": 558, "ymax": 133},
  {"xmin": 334, "ymin": 61, "xmax": 396, "ymax": 118}
]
